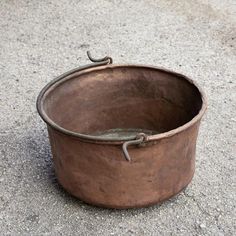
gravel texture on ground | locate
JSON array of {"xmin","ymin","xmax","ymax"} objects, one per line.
[{"xmin": 0, "ymin": 0, "xmax": 235, "ymax": 235}]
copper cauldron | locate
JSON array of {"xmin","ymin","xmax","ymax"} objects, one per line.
[{"xmin": 37, "ymin": 52, "xmax": 207, "ymax": 208}]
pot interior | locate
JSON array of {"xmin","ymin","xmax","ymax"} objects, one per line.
[{"xmin": 42, "ymin": 66, "xmax": 203, "ymax": 138}]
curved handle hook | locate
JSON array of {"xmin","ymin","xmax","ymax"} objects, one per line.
[
  {"xmin": 87, "ymin": 51, "xmax": 113, "ymax": 64},
  {"xmin": 122, "ymin": 133, "xmax": 148, "ymax": 161}
]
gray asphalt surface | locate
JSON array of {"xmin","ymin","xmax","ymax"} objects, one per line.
[{"xmin": 0, "ymin": 0, "xmax": 235, "ymax": 235}]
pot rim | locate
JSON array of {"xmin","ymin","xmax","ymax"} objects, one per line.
[{"xmin": 36, "ymin": 64, "xmax": 207, "ymax": 144}]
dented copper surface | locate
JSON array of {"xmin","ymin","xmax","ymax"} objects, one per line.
[{"xmin": 37, "ymin": 53, "xmax": 207, "ymax": 208}]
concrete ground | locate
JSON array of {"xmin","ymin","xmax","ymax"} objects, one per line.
[{"xmin": 0, "ymin": 0, "xmax": 235, "ymax": 235}]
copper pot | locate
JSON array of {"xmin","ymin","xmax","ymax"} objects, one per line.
[{"xmin": 37, "ymin": 52, "xmax": 207, "ymax": 208}]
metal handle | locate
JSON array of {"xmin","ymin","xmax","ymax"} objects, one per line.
[
  {"xmin": 122, "ymin": 133, "xmax": 148, "ymax": 161},
  {"xmin": 87, "ymin": 51, "xmax": 113, "ymax": 64},
  {"xmin": 60, "ymin": 51, "xmax": 112, "ymax": 79}
]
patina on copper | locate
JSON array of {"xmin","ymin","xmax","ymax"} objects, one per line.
[{"xmin": 36, "ymin": 52, "xmax": 207, "ymax": 209}]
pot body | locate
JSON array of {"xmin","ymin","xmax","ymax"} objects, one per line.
[
  {"xmin": 37, "ymin": 58, "xmax": 206, "ymax": 209},
  {"xmin": 48, "ymin": 121, "xmax": 200, "ymax": 209}
]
